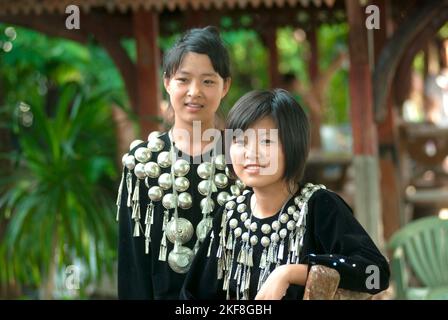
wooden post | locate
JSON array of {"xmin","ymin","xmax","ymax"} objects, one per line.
[
  {"xmin": 264, "ymin": 26, "xmax": 281, "ymax": 89},
  {"xmin": 373, "ymin": 0, "xmax": 402, "ymax": 240},
  {"xmin": 307, "ymin": 28, "xmax": 322, "ymax": 150},
  {"xmin": 346, "ymin": 0, "xmax": 384, "ymax": 248},
  {"xmin": 133, "ymin": 9, "xmax": 161, "ymax": 138}
]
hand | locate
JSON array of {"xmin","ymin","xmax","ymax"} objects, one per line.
[{"xmin": 255, "ymin": 265, "xmax": 290, "ymax": 300}]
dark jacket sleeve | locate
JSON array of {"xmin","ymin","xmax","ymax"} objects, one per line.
[
  {"xmin": 117, "ymin": 166, "xmax": 154, "ymax": 299},
  {"xmin": 180, "ymin": 207, "xmax": 226, "ymax": 300},
  {"xmin": 302, "ymin": 190, "xmax": 390, "ymax": 294}
]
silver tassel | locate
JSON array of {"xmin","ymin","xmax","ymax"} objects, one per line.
[
  {"xmin": 278, "ymin": 240, "xmax": 285, "ymax": 261},
  {"xmin": 159, "ymin": 231, "xmax": 167, "ymax": 261},
  {"xmin": 116, "ymin": 170, "xmax": 125, "ymax": 221},
  {"xmin": 207, "ymin": 231, "xmax": 214, "ymax": 257},
  {"xmin": 126, "ymin": 172, "xmax": 132, "ymax": 207}
]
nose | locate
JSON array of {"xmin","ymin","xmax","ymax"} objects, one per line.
[
  {"xmin": 187, "ymin": 80, "xmax": 202, "ymax": 98},
  {"xmin": 244, "ymin": 141, "xmax": 259, "ymax": 161}
]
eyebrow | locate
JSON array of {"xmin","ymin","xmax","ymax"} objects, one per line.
[{"xmin": 176, "ymin": 71, "xmax": 218, "ymax": 77}]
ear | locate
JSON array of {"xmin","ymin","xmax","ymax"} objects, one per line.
[
  {"xmin": 221, "ymin": 77, "xmax": 231, "ymax": 98},
  {"xmin": 163, "ymin": 76, "xmax": 171, "ymax": 94}
]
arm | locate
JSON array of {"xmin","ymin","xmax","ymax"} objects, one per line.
[{"xmin": 303, "ymin": 190, "xmax": 390, "ymax": 294}]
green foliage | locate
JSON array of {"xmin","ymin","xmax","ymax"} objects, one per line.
[{"xmin": 0, "ymin": 83, "xmax": 118, "ymax": 295}]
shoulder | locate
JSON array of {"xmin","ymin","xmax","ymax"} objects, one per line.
[
  {"xmin": 121, "ymin": 131, "xmax": 168, "ymax": 170},
  {"xmin": 305, "ymin": 185, "xmax": 353, "ymax": 217}
]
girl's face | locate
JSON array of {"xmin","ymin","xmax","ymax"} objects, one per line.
[
  {"xmin": 164, "ymin": 52, "xmax": 230, "ymax": 127},
  {"xmin": 230, "ymin": 116, "xmax": 286, "ymax": 189}
]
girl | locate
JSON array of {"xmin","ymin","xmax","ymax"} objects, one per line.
[
  {"xmin": 181, "ymin": 89, "xmax": 390, "ymax": 300},
  {"xmin": 117, "ymin": 26, "xmax": 244, "ymax": 299}
]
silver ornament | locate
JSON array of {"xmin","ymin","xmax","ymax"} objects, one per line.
[
  {"xmin": 158, "ymin": 173, "xmax": 172, "ymax": 190},
  {"xmin": 250, "ymin": 235, "xmax": 258, "ymax": 246},
  {"xmin": 236, "ymin": 195, "xmax": 246, "ymax": 204},
  {"xmin": 196, "ymin": 217, "xmax": 213, "ymax": 242},
  {"xmin": 198, "ymin": 180, "xmax": 212, "ymax": 196},
  {"xmin": 214, "ymin": 173, "xmax": 228, "ymax": 189},
  {"xmin": 174, "ymin": 177, "xmax": 190, "ymax": 192},
  {"xmin": 261, "ymin": 236, "xmax": 270, "ymax": 247},
  {"xmin": 162, "ymin": 193, "xmax": 177, "ymax": 209},
  {"xmin": 125, "ymin": 155, "xmax": 136, "ymax": 170},
  {"xmin": 226, "ymin": 210, "xmax": 234, "ymax": 219},
  {"xmin": 244, "ymin": 219, "xmax": 251, "ymax": 230},
  {"xmin": 173, "ymin": 159, "xmax": 190, "ymax": 177},
  {"xmin": 230, "ymin": 185, "xmax": 241, "ymax": 197},
  {"xmin": 293, "ymin": 211, "xmax": 300, "ymax": 221},
  {"xmin": 234, "ymin": 227, "xmax": 242, "ymax": 238},
  {"xmin": 144, "ymin": 162, "xmax": 161, "ymax": 178},
  {"xmin": 279, "ymin": 228, "xmax": 288, "ymax": 239},
  {"xmin": 287, "ymin": 220, "xmax": 296, "ymax": 231},
  {"xmin": 272, "ymin": 220, "xmax": 280, "ymax": 231},
  {"xmin": 168, "ymin": 245, "xmax": 194, "ymax": 274},
  {"xmin": 200, "ymin": 198, "xmax": 215, "ymax": 213},
  {"xmin": 225, "ymin": 166, "xmax": 231, "ymax": 177},
  {"xmin": 236, "ymin": 179, "xmax": 245, "ymax": 190},
  {"xmin": 177, "ymin": 192, "xmax": 192, "ymax": 209},
  {"xmin": 166, "ymin": 217, "xmax": 194, "ymax": 244},
  {"xmin": 225, "ymin": 201, "xmax": 236, "ymax": 210},
  {"xmin": 237, "ymin": 203, "xmax": 247, "ymax": 213},
  {"xmin": 242, "ymin": 232, "xmax": 249, "ymax": 242},
  {"xmin": 271, "ymin": 232, "xmax": 280, "ymax": 243},
  {"xmin": 261, "ymin": 224, "xmax": 271, "ymax": 234},
  {"xmin": 250, "ymin": 222, "xmax": 258, "ymax": 232},
  {"xmin": 157, "ymin": 151, "xmax": 171, "ymax": 168},
  {"xmin": 130, "ymin": 139, "xmax": 144, "ymax": 151},
  {"xmin": 217, "ymin": 191, "xmax": 230, "ymax": 206},
  {"xmin": 240, "ymin": 211, "xmax": 248, "ymax": 222},
  {"xmin": 288, "ymin": 205, "xmax": 296, "ymax": 215},
  {"xmin": 229, "ymin": 218, "xmax": 238, "ymax": 229},
  {"xmin": 214, "ymin": 154, "xmax": 226, "ymax": 170},
  {"xmin": 134, "ymin": 163, "xmax": 146, "ymax": 179},
  {"xmin": 148, "ymin": 186, "xmax": 163, "ymax": 202},
  {"xmin": 121, "ymin": 153, "xmax": 129, "ymax": 166},
  {"xmin": 280, "ymin": 213, "xmax": 289, "ymax": 224},
  {"xmin": 197, "ymin": 162, "xmax": 213, "ymax": 179},
  {"xmin": 147, "ymin": 131, "xmax": 162, "ymax": 141},
  {"xmin": 147, "ymin": 138, "xmax": 164, "ymax": 153},
  {"xmin": 135, "ymin": 147, "xmax": 151, "ymax": 163}
]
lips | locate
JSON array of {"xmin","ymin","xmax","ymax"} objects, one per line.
[{"xmin": 185, "ymin": 102, "xmax": 203, "ymax": 109}]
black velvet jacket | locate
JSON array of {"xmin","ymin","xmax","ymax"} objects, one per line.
[{"xmin": 180, "ymin": 188, "xmax": 390, "ymax": 299}]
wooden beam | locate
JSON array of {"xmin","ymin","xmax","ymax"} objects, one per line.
[
  {"xmin": 133, "ymin": 9, "xmax": 161, "ymax": 137},
  {"xmin": 262, "ymin": 26, "xmax": 281, "ymax": 89},
  {"xmin": 346, "ymin": 0, "xmax": 383, "ymax": 248},
  {"xmin": 373, "ymin": 0, "xmax": 448, "ymax": 122}
]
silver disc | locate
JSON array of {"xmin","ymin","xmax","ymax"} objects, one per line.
[
  {"xmin": 168, "ymin": 245, "xmax": 194, "ymax": 274},
  {"xmin": 166, "ymin": 217, "xmax": 194, "ymax": 244}
]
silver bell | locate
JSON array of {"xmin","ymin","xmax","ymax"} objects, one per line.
[
  {"xmin": 217, "ymin": 191, "xmax": 230, "ymax": 206},
  {"xmin": 147, "ymin": 138, "xmax": 165, "ymax": 153},
  {"xmin": 166, "ymin": 217, "xmax": 194, "ymax": 244},
  {"xmin": 196, "ymin": 217, "xmax": 213, "ymax": 242},
  {"xmin": 144, "ymin": 162, "xmax": 161, "ymax": 179},
  {"xmin": 200, "ymin": 198, "xmax": 215, "ymax": 213},
  {"xmin": 162, "ymin": 193, "xmax": 177, "ymax": 210},
  {"xmin": 134, "ymin": 163, "xmax": 146, "ymax": 179},
  {"xmin": 174, "ymin": 177, "xmax": 190, "ymax": 192},
  {"xmin": 158, "ymin": 173, "xmax": 172, "ymax": 190},
  {"xmin": 135, "ymin": 147, "xmax": 151, "ymax": 163},
  {"xmin": 214, "ymin": 173, "xmax": 228, "ymax": 189},
  {"xmin": 168, "ymin": 245, "xmax": 194, "ymax": 274},
  {"xmin": 148, "ymin": 186, "xmax": 163, "ymax": 202},
  {"xmin": 125, "ymin": 155, "xmax": 136, "ymax": 170},
  {"xmin": 147, "ymin": 131, "xmax": 162, "ymax": 141},
  {"xmin": 177, "ymin": 192, "xmax": 193, "ymax": 210},
  {"xmin": 198, "ymin": 180, "xmax": 212, "ymax": 196},
  {"xmin": 214, "ymin": 154, "xmax": 226, "ymax": 171},
  {"xmin": 121, "ymin": 153, "xmax": 129, "ymax": 167},
  {"xmin": 230, "ymin": 185, "xmax": 241, "ymax": 196},
  {"xmin": 197, "ymin": 162, "xmax": 213, "ymax": 179},
  {"xmin": 130, "ymin": 139, "xmax": 144, "ymax": 151},
  {"xmin": 157, "ymin": 151, "xmax": 171, "ymax": 168},
  {"xmin": 173, "ymin": 159, "xmax": 190, "ymax": 177}
]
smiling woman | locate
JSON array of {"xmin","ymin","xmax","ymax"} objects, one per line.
[{"xmin": 181, "ymin": 89, "xmax": 390, "ymax": 300}]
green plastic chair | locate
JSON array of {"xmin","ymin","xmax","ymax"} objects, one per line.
[{"xmin": 388, "ymin": 216, "xmax": 448, "ymax": 300}]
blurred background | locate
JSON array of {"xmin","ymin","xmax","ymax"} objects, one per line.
[{"xmin": 0, "ymin": 0, "xmax": 447, "ymax": 299}]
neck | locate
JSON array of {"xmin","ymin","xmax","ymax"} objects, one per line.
[
  {"xmin": 171, "ymin": 118, "xmax": 216, "ymax": 156},
  {"xmin": 251, "ymin": 182, "xmax": 297, "ymax": 219}
]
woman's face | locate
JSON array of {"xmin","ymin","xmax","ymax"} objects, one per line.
[
  {"xmin": 230, "ymin": 116, "xmax": 286, "ymax": 189},
  {"xmin": 164, "ymin": 52, "xmax": 230, "ymax": 127}
]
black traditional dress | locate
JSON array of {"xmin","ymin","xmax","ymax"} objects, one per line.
[
  {"xmin": 181, "ymin": 184, "xmax": 390, "ymax": 300},
  {"xmin": 117, "ymin": 131, "xmax": 243, "ymax": 299}
]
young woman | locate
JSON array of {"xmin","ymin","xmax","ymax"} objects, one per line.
[
  {"xmin": 116, "ymin": 26, "xmax": 244, "ymax": 299},
  {"xmin": 181, "ymin": 89, "xmax": 390, "ymax": 300}
]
